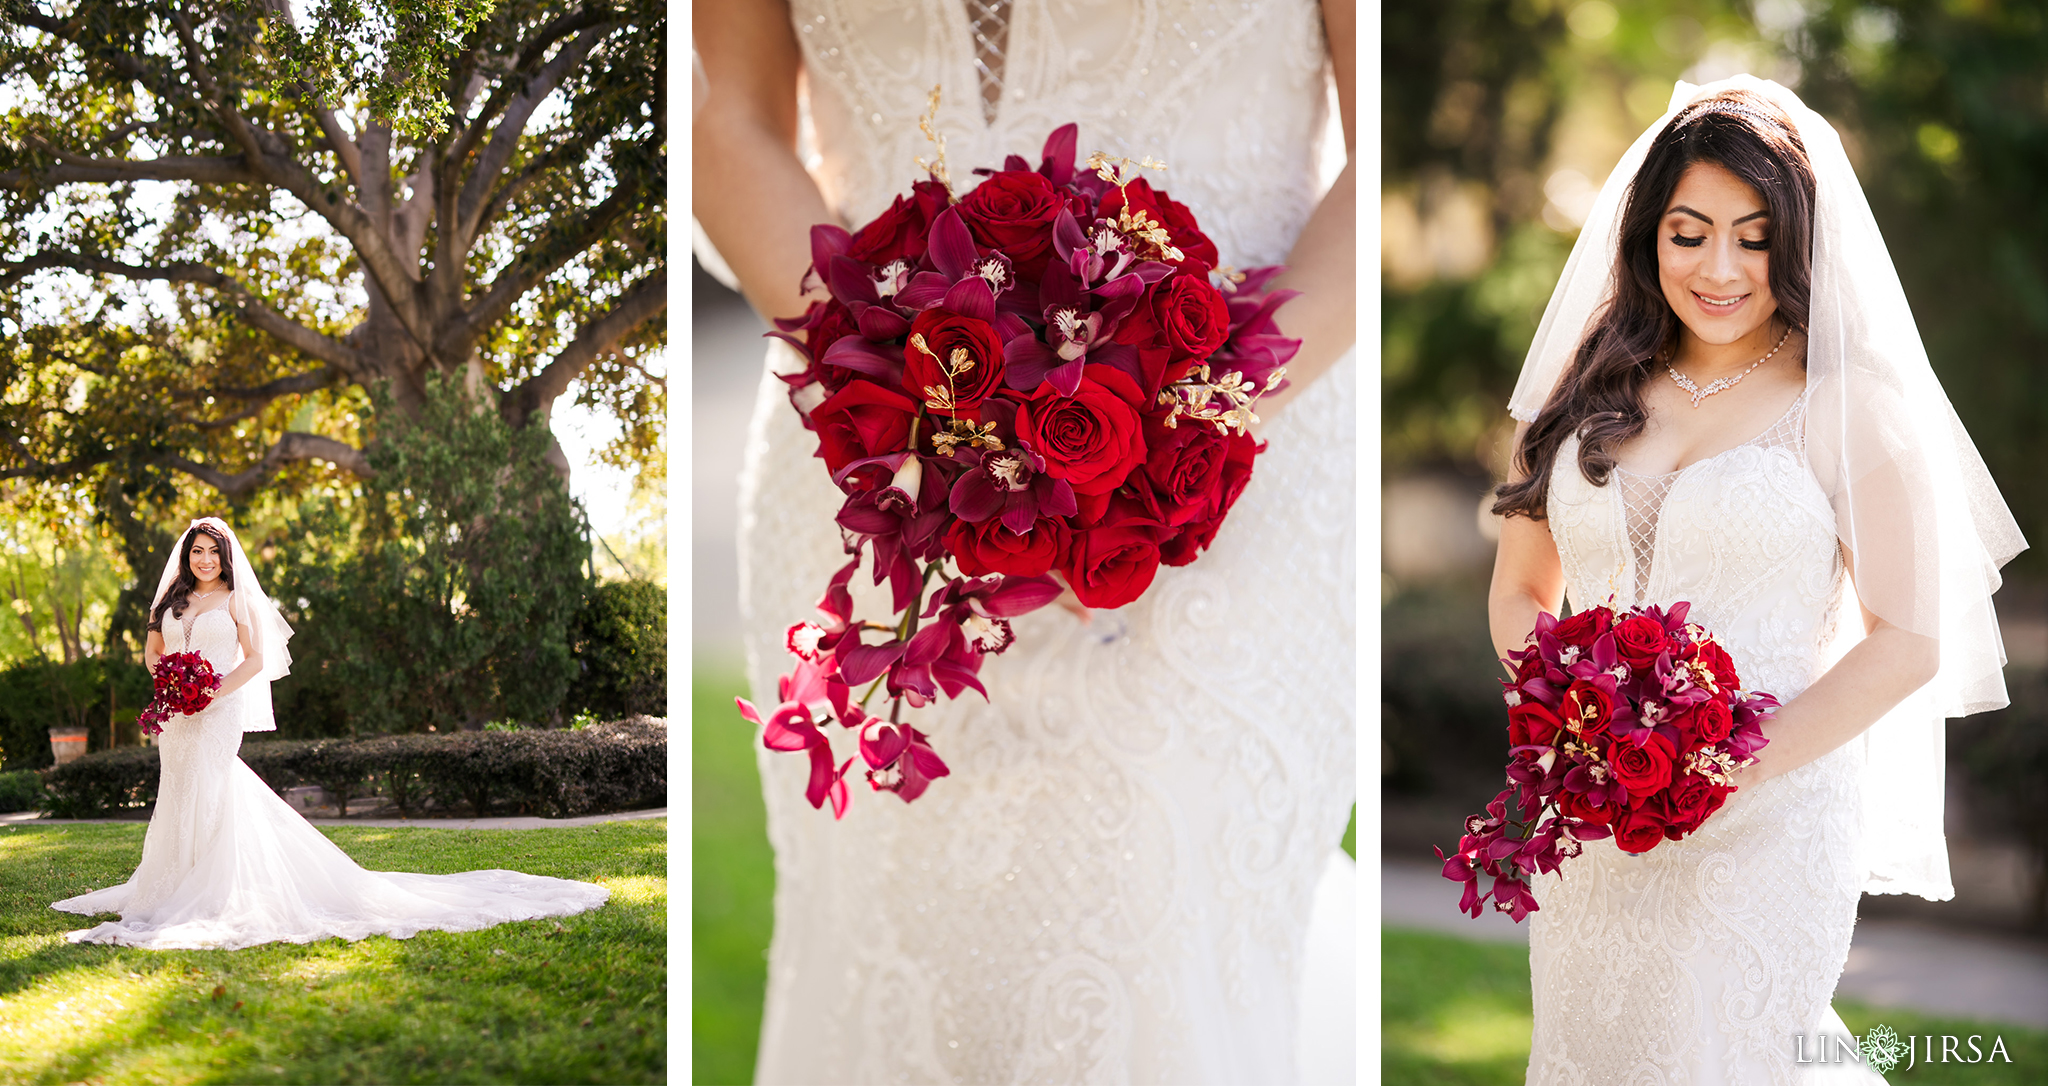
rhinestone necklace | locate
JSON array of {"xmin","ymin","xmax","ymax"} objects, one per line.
[{"xmin": 1666, "ymin": 324, "xmax": 1793, "ymax": 408}]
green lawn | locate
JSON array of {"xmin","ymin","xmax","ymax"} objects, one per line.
[
  {"xmin": 691, "ymin": 656, "xmax": 1357, "ymax": 1086},
  {"xmin": 1382, "ymin": 925, "xmax": 2046, "ymax": 1084},
  {"xmin": 0, "ymin": 820, "xmax": 666, "ymax": 1085}
]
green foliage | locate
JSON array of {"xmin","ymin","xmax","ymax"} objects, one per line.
[
  {"xmin": 0, "ymin": 656, "xmax": 151, "ymax": 772},
  {"xmin": 267, "ymin": 376, "xmax": 590, "ymax": 734},
  {"xmin": 1381, "ymin": 926, "xmax": 2048, "ymax": 1084},
  {"xmin": 246, "ymin": 0, "xmax": 499, "ymax": 140},
  {"xmin": 0, "ymin": 820, "xmax": 666, "ymax": 1084},
  {"xmin": 0, "ymin": 767, "xmax": 41, "ymax": 812},
  {"xmin": 38, "ymin": 717, "xmax": 665, "ymax": 820},
  {"xmin": 568, "ymin": 578, "xmax": 666, "ymax": 720},
  {"xmin": 692, "ymin": 658, "xmax": 771, "ymax": 1086}
]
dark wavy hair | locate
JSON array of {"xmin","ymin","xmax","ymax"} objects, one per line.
[
  {"xmin": 1493, "ymin": 91, "xmax": 1816, "ymax": 520},
  {"xmin": 148, "ymin": 523, "xmax": 236, "ymax": 632}
]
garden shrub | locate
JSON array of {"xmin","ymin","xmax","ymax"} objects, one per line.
[
  {"xmin": 37, "ymin": 718, "xmax": 666, "ymax": 819},
  {"xmin": 266, "ymin": 376, "xmax": 590, "ymax": 736},
  {"xmin": 0, "ymin": 657, "xmax": 153, "ymax": 770},
  {"xmin": 568, "ymin": 578, "xmax": 667, "ymax": 719},
  {"xmin": 0, "ymin": 768, "xmax": 44, "ymax": 813}
]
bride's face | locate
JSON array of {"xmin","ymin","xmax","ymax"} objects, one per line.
[
  {"xmin": 1657, "ymin": 161, "xmax": 1778, "ymax": 347},
  {"xmin": 189, "ymin": 534, "xmax": 223, "ymax": 586}
]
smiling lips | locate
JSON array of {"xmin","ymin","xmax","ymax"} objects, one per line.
[{"xmin": 1694, "ymin": 290, "xmax": 1749, "ymax": 311}]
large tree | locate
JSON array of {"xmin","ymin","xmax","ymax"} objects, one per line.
[{"xmin": 0, "ymin": 0, "xmax": 664, "ymax": 560}]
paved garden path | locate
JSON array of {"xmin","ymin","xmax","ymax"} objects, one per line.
[{"xmin": 1382, "ymin": 858, "xmax": 2048, "ymax": 1030}]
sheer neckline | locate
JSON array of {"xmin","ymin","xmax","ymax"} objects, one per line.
[
  {"xmin": 1612, "ymin": 385, "xmax": 1809, "ymax": 480},
  {"xmin": 178, "ymin": 594, "xmax": 233, "ymax": 643}
]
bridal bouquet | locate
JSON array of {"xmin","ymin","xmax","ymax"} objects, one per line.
[
  {"xmin": 138, "ymin": 651, "xmax": 223, "ymax": 736},
  {"xmin": 740, "ymin": 109, "xmax": 1302, "ymax": 818},
  {"xmin": 1438, "ymin": 602, "xmax": 1777, "ymax": 920}
]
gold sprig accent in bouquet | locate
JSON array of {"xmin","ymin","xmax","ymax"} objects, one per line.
[
  {"xmin": 931, "ymin": 418, "xmax": 1005, "ymax": 456},
  {"xmin": 1156, "ymin": 362, "xmax": 1283, "ymax": 435},
  {"xmin": 915, "ymin": 85, "xmax": 954, "ymax": 196},
  {"xmin": 1085, "ymin": 151, "xmax": 1184, "ymax": 263}
]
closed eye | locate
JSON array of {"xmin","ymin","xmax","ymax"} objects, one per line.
[
  {"xmin": 1739, "ymin": 238, "xmax": 1770, "ymax": 251},
  {"xmin": 1669, "ymin": 234, "xmax": 1704, "ymax": 248}
]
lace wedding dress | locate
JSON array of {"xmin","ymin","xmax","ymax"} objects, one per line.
[
  {"xmin": 733, "ymin": 1, "xmax": 1356, "ymax": 1082},
  {"xmin": 51, "ymin": 597, "xmax": 609, "ymax": 950},
  {"xmin": 1530, "ymin": 388, "xmax": 1885, "ymax": 1084}
]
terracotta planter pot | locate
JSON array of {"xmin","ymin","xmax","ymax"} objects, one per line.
[{"xmin": 48, "ymin": 727, "xmax": 90, "ymax": 766}]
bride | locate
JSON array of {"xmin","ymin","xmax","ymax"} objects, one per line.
[
  {"xmin": 1490, "ymin": 77, "xmax": 2023, "ymax": 1082},
  {"xmin": 52, "ymin": 517, "xmax": 609, "ymax": 950},
  {"xmin": 695, "ymin": 0, "xmax": 1356, "ymax": 1081}
]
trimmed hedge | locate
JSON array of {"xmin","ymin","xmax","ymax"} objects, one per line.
[
  {"xmin": 0, "ymin": 768, "xmax": 44, "ymax": 813},
  {"xmin": 38, "ymin": 717, "xmax": 666, "ymax": 820}
]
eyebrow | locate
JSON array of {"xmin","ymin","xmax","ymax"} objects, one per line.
[{"xmin": 1667, "ymin": 205, "xmax": 1770, "ymax": 226}]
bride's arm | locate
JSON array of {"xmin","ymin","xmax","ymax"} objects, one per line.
[
  {"xmin": 144, "ymin": 629, "xmax": 163, "ymax": 673},
  {"xmin": 1732, "ymin": 557, "xmax": 1939, "ymax": 788},
  {"xmin": 1487, "ymin": 422, "xmax": 1567, "ymax": 666},
  {"xmin": 693, "ymin": 0, "xmax": 836, "ymax": 325},
  {"xmin": 1255, "ymin": 0, "xmax": 1356, "ymax": 420}
]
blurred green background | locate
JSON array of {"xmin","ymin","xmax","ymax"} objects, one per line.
[{"xmin": 1384, "ymin": 2, "xmax": 2048, "ymax": 1083}]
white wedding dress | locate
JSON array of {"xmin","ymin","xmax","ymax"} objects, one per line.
[
  {"xmin": 733, "ymin": 1, "xmax": 1356, "ymax": 1082},
  {"xmin": 1530, "ymin": 389, "xmax": 1885, "ymax": 1084},
  {"xmin": 52, "ymin": 597, "xmax": 609, "ymax": 950}
]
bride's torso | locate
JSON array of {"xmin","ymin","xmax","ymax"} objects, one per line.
[
  {"xmin": 791, "ymin": 0, "xmax": 1333, "ymax": 268},
  {"xmin": 160, "ymin": 601, "xmax": 244, "ymax": 724},
  {"xmin": 1546, "ymin": 388, "xmax": 1850, "ymax": 699}
]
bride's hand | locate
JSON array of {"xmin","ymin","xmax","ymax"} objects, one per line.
[{"xmin": 1054, "ymin": 586, "xmax": 1091, "ymax": 623}]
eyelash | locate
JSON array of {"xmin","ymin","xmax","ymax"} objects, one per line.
[{"xmin": 1669, "ymin": 234, "xmax": 1770, "ymax": 251}]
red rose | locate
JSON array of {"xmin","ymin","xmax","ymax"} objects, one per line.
[
  {"xmin": 811, "ymin": 382, "xmax": 918, "ymax": 486},
  {"xmin": 1611, "ymin": 615, "xmax": 1671, "ymax": 669},
  {"xmin": 1658, "ymin": 771, "xmax": 1723, "ymax": 835},
  {"xmin": 1158, "ymin": 431, "xmax": 1258, "ymax": 566},
  {"xmin": 847, "ymin": 180, "xmax": 949, "ymax": 266},
  {"xmin": 957, "ymin": 170, "xmax": 1064, "ymax": 276},
  {"xmin": 903, "ymin": 309, "xmax": 1007, "ymax": 417},
  {"xmin": 1099, "ymin": 178, "xmax": 1220, "ymax": 270},
  {"xmin": 1061, "ymin": 497, "xmax": 1164, "ymax": 610},
  {"xmin": 1689, "ymin": 697, "xmax": 1734, "ymax": 744},
  {"xmin": 1613, "ymin": 805, "xmax": 1668, "ymax": 854},
  {"xmin": 1556, "ymin": 786, "xmax": 1617, "ymax": 827},
  {"xmin": 1560, "ymin": 680, "xmax": 1614, "ymax": 740},
  {"xmin": 1015, "ymin": 366, "xmax": 1147, "ymax": 496},
  {"xmin": 1608, "ymin": 733, "xmax": 1676, "ymax": 796},
  {"xmin": 1554, "ymin": 607, "xmax": 1613, "ymax": 647},
  {"xmin": 1508, "ymin": 701, "xmax": 1563, "ymax": 749},
  {"xmin": 946, "ymin": 515, "xmax": 1069, "ymax": 579},
  {"xmin": 1149, "ymin": 273, "xmax": 1232, "ymax": 373},
  {"xmin": 1690, "ymin": 639, "xmax": 1738, "ymax": 687},
  {"xmin": 1138, "ymin": 414, "xmax": 1231, "ymax": 526}
]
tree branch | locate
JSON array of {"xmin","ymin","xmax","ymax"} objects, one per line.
[
  {"xmin": 165, "ymin": 7, "xmax": 431, "ymax": 346},
  {"xmin": 1, "ymin": 252, "xmax": 374, "ymax": 379},
  {"xmin": 444, "ymin": 179, "xmax": 644, "ymax": 356},
  {"xmin": 167, "ymin": 432, "xmax": 372, "ymax": 497},
  {"xmin": 453, "ymin": 25, "xmax": 610, "ymax": 247},
  {"xmin": 502, "ymin": 272, "xmax": 666, "ymax": 428}
]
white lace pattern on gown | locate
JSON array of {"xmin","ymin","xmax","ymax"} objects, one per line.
[
  {"xmin": 737, "ymin": 2, "xmax": 1354, "ymax": 1082},
  {"xmin": 51, "ymin": 598, "xmax": 609, "ymax": 950},
  {"xmin": 1531, "ymin": 390, "xmax": 1885, "ymax": 1084}
]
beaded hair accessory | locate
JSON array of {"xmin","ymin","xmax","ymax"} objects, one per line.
[{"xmin": 1673, "ymin": 97, "xmax": 1793, "ymax": 134}]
